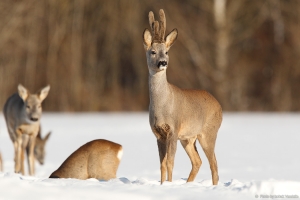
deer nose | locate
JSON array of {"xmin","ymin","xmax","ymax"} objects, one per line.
[
  {"xmin": 30, "ymin": 117, "xmax": 38, "ymax": 122},
  {"xmin": 157, "ymin": 61, "xmax": 167, "ymax": 67}
]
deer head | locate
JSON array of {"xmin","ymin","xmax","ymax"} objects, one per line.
[
  {"xmin": 34, "ymin": 131, "xmax": 51, "ymax": 165},
  {"xmin": 143, "ymin": 9, "xmax": 178, "ymax": 75},
  {"xmin": 18, "ymin": 84, "xmax": 50, "ymax": 122}
]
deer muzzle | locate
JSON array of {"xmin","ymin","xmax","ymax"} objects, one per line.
[
  {"xmin": 157, "ymin": 61, "xmax": 167, "ymax": 68},
  {"xmin": 30, "ymin": 117, "xmax": 39, "ymax": 122}
]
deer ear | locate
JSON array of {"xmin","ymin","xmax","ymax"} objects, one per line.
[
  {"xmin": 38, "ymin": 85, "xmax": 50, "ymax": 101},
  {"xmin": 18, "ymin": 84, "xmax": 29, "ymax": 101},
  {"xmin": 143, "ymin": 28, "xmax": 152, "ymax": 50},
  {"xmin": 165, "ymin": 28, "xmax": 178, "ymax": 49},
  {"xmin": 44, "ymin": 132, "xmax": 51, "ymax": 141}
]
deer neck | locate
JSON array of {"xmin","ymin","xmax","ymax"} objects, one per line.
[{"xmin": 149, "ymin": 70, "xmax": 171, "ymax": 106}]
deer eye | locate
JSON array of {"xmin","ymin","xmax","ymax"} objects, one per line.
[
  {"xmin": 165, "ymin": 52, "xmax": 168, "ymax": 55},
  {"xmin": 26, "ymin": 105, "xmax": 30, "ymax": 109},
  {"xmin": 151, "ymin": 51, "xmax": 156, "ymax": 55}
]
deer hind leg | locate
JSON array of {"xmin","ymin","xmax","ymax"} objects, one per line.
[
  {"xmin": 180, "ymin": 137, "xmax": 202, "ymax": 182},
  {"xmin": 88, "ymin": 150, "xmax": 120, "ymax": 181},
  {"xmin": 197, "ymin": 130, "xmax": 219, "ymax": 185}
]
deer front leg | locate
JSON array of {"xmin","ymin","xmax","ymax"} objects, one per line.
[
  {"xmin": 20, "ymin": 148, "xmax": 25, "ymax": 175},
  {"xmin": 26, "ymin": 136, "xmax": 36, "ymax": 176},
  {"xmin": 14, "ymin": 137, "xmax": 22, "ymax": 174},
  {"xmin": 157, "ymin": 139, "xmax": 167, "ymax": 184},
  {"xmin": 14, "ymin": 128, "xmax": 24, "ymax": 174},
  {"xmin": 166, "ymin": 136, "xmax": 177, "ymax": 182}
]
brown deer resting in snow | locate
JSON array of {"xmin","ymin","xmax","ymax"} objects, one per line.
[
  {"xmin": 143, "ymin": 9, "xmax": 222, "ymax": 185},
  {"xmin": 49, "ymin": 139, "xmax": 123, "ymax": 180},
  {"xmin": 3, "ymin": 84, "xmax": 50, "ymax": 175}
]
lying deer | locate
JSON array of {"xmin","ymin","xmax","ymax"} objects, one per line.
[
  {"xmin": 49, "ymin": 139, "xmax": 123, "ymax": 180},
  {"xmin": 143, "ymin": 9, "xmax": 222, "ymax": 185},
  {"xmin": 3, "ymin": 84, "xmax": 50, "ymax": 175}
]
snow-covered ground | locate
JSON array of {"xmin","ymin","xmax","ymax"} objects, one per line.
[{"xmin": 0, "ymin": 112, "xmax": 299, "ymax": 200}]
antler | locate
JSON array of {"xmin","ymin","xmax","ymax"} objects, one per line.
[{"xmin": 148, "ymin": 9, "xmax": 166, "ymax": 43}]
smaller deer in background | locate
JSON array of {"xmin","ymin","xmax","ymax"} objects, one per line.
[
  {"xmin": 49, "ymin": 139, "xmax": 123, "ymax": 180},
  {"xmin": 3, "ymin": 84, "xmax": 50, "ymax": 175},
  {"xmin": 35, "ymin": 126, "xmax": 51, "ymax": 165}
]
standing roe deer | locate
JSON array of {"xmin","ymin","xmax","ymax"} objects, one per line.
[
  {"xmin": 49, "ymin": 139, "xmax": 123, "ymax": 180},
  {"xmin": 143, "ymin": 9, "xmax": 222, "ymax": 185},
  {"xmin": 3, "ymin": 84, "xmax": 50, "ymax": 175}
]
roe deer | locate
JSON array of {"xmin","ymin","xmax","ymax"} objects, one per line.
[
  {"xmin": 49, "ymin": 139, "xmax": 123, "ymax": 180},
  {"xmin": 143, "ymin": 9, "xmax": 222, "ymax": 185},
  {"xmin": 3, "ymin": 84, "xmax": 50, "ymax": 175},
  {"xmin": 34, "ymin": 127, "xmax": 51, "ymax": 165}
]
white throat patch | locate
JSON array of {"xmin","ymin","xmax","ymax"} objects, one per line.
[{"xmin": 158, "ymin": 66, "xmax": 167, "ymax": 71}]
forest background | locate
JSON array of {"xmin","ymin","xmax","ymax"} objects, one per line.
[{"xmin": 0, "ymin": 0, "xmax": 299, "ymax": 112}]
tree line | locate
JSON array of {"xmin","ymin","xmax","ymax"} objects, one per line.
[{"xmin": 0, "ymin": 0, "xmax": 300, "ymax": 111}]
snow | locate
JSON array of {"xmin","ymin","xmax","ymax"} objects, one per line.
[{"xmin": 0, "ymin": 112, "xmax": 300, "ymax": 200}]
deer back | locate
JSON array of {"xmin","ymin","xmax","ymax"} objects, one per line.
[{"xmin": 49, "ymin": 139, "xmax": 123, "ymax": 180}]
